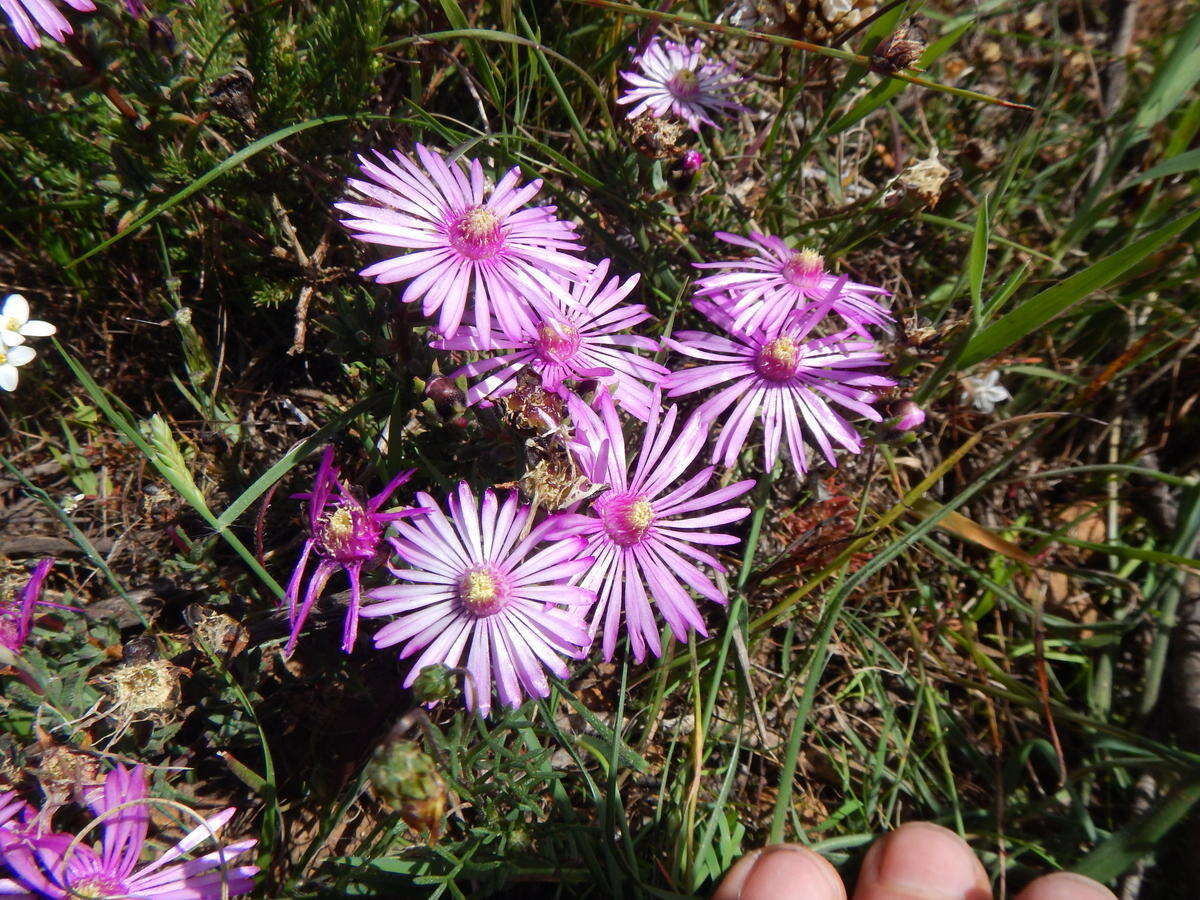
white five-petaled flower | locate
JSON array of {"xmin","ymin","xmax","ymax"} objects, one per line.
[
  {"xmin": 960, "ymin": 370, "xmax": 1011, "ymax": 413},
  {"xmin": 1, "ymin": 294, "xmax": 56, "ymax": 346},
  {"xmin": 617, "ymin": 38, "xmax": 745, "ymax": 132},
  {"xmin": 0, "ymin": 344, "xmax": 37, "ymax": 393}
]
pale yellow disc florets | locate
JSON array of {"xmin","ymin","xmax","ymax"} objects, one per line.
[{"xmin": 628, "ymin": 499, "xmax": 654, "ymax": 531}]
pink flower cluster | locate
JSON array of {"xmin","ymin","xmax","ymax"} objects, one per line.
[{"xmin": 281, "ymin": 140, "xmax": 901, "ymax": 718}]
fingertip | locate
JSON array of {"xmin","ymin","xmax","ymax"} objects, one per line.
[
  {"xmin": 853, "ymin": 822, "xmax": 990, "ymax": 900},
  {"xmin": 1015, "ymin": 872, "xmax": 1117, "ymax": 900},
  {"xmin": 714, "ymin": 844, "xmax": 847, "ymax": 900}
]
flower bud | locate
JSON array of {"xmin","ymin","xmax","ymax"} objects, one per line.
[
  {"xmin": 424, "ymin": 376, "xmax": 464, "ymax": 417},
  {"xmin": 886, "ymin": 399, "xmax": 926, "ymax": 432},
  {"xmin": 147, "ymin": 16, "xmax": 176, "ymax": 55},
  {"xmin": 669, "ymin": 149, "xmax": 705, "ymax": 192},
  {"xmin": 410, "ymin": 663, "xmax": 458, "ymax": 705}
]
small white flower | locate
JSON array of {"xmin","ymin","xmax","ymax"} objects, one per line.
[
  {"xmin": 0, "ymin": 343, "xmax": 37, "ymax": 392},
  {"xmin": 961, "ymin": 370, "xmax": 1011, "ymax": 413},
  {"xmin": 1, "ymin": 294, "xmax": 56, "ymax": 347}
]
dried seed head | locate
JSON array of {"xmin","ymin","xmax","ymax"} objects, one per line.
[
  {"xmin": 367, "ymin": 739, "xmax": 448, "ymax": 842},
  {"xmin": 629, "ymin": 114, "xmax": 686, "ymax": 160},
  {"xmin": 187, "ymin": 605, "xmax": 249, "ymax": 660},
  {"xmin": 104, "ymin": 659, "xmax": 181, "ymax": 719},
  {"xmin": 890, "ymin": 152, "xmax": 951, "ymax": 209},
  {"xmin": 499, "ymin": 368, "xmax": 566, "ymax": 437},
  {"xmin": 750, "ymin": 0, "xmax": 878, "ymax": 43},
  {"xmin": 34, "ymin": 735, "xmax": 104, "ymax": 809},
  {"xmin": 870, "ymin": 29, "xmax": 925, "ymax": 75}
]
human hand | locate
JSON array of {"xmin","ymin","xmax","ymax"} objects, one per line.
[{"xmin": 714, "ymin": 822, "xmax": 1114, "ymax": 899}]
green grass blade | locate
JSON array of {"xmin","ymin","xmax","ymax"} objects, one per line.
[
  {"xmin": 959, "ymin": 209, "xmax": 1200, "ymax": 367},
  {"xmin": 968, "ymin": 196, "xmax": 989, "ymax": 320},
  {"xmin": 1073, "ymin": 773, "xmax": 1200, "ymax": 883},
  {"xmin": 69, "ymin": 115, "xmax": 354, "ymax": 266},
  {"xmin": 1133, "ymin": 10, "xmax": 1200, "ymax": 130},
  {"xmin": 1129, "ymin": 147, "xmax": 1200, "ymax": 185}
]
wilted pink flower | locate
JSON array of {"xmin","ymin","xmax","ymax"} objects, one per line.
[
  {"xmin": 285, "ymin": 448, "xmax": 424, "ymax": 656},
  {"xmin": 0, "ymin": 558, "xmax": 57, "ymax": 653},
  {"xmin": 363, "ymin": 484, "xmax": 596, "ymax": 717},
  {"xmin": 565, "ymin": 391, "xmax": 754, "ymax": 662},
  {"xmin": 0, "ymin": 764, "xmax": 257, "ymax": 899},
  {"xmin": 694, "ymin": 233, "xmax": 893, "ymax": 335},
  {"xmin": 1, "ymin": 0, "xmax": 94, "ymax": 48},
  {"xmin": 664, "ymin": 313, "xmax": 894, "ymax": 475},
  {"xmin": 337, "ymin": 144, "xmax": 591, "ymax": 344},
  {"xmin": 618, "ymin": 38, "xmax": 745, "ymax": 132},
  {"xmin": 431, "ymin": 259, "xmax": 668, "ymax": 421}
]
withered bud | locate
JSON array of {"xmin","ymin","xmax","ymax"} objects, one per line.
[
  {"xmin": 629, "ymin": 114, "xmax": 685, "ymax": 160},
  {"xmin": 499, "ymin": 369, "xmax": 566, "ymax": 437},
  {"xmin": 424, "ymin": 376, "xmax": 464, "ymax": 417},
  {"xmin": 870, "ymin": 29, "xmax": 925, "ymax": 75},
  {"xmin": 147, "ymin": 16, "xmax": 176, "ymax": 55},
  {"xmin": 205, "ymin": 67, "xmax": 257, "ymax": 129},
  {"xmin": 366, "ymin": 738, "xmax": 448, "ymax": 842}
]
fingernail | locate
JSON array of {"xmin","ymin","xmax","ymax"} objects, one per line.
[
  {"xmin": 869, "ymin": 822, "xmax": 988, "ymax": 898},
  {"xmin": 1017, "ymin": 872, "xmax": 1117, "ymax": 900},
  {"xmin": 739, "ymin": 845, "xmax": 846, "ymax": 900}
]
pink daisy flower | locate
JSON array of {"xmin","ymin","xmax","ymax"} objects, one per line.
[
  {"xmin": 362, "ymin": 484, "xmax": 596, "ymax": 717},
  {"xmin": 284, "ymin": 448, "xmax": 425, "ymax": 657},
  {"xmin": 617, "ymin": 37, "xmax": 745, "ymax": 132},
  {"xmin": 663, "ymin": 310, "xmax": 894, "ymax": 476},
  {"xmin": 564, "ymin": 391, "xmax": 754, "ymax": 662},
  {"xmin": 694, "ymin": 233, "xmax": 894, "ymax": 335},
  {"xmin": 431, "ymin": 259, "xmax": 669, "ymax": 421},
  {"xmin": 0, "ymin": 764, "xmax": 257, "ymax": 899},
  {"xmin": 0, "ymin": 558, "xmax": 62, "ymax": 654},
  {"xmin": 336, "ymin": 144, "xmax": 592, "ymax": 344},
  {"xmin": 1, "ymin": 0, "xmax": 94, "ymax": 48}
]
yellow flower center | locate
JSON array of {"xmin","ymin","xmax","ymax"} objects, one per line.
[
  {"xmin": 459, "ymin": 566, "xmax": 508, "ymax": 616},
  {"xmin": 464, "ymin": 570, "xmax": 496, "ymax": 605},
  {"xmin": 796, "ymin": 248, "xmax": 823, "ymax": 271},
  {"xmin": 459, "ymin": 207, "xmax": 500, "ymax": 240},
  {"xmin": 669, "ymin": 67, "xmax": 700, "ymax": 96},
  {"xmin": 627, "ymin": 499, "xmax": 653, "ymax": 530},
  {"xmin": 600, "ymin": 492, "xmax": 656, "ymax": 547},
  {"xmin": 326, "ymin": 506, "xmax": 355, "ymax": 541}
]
